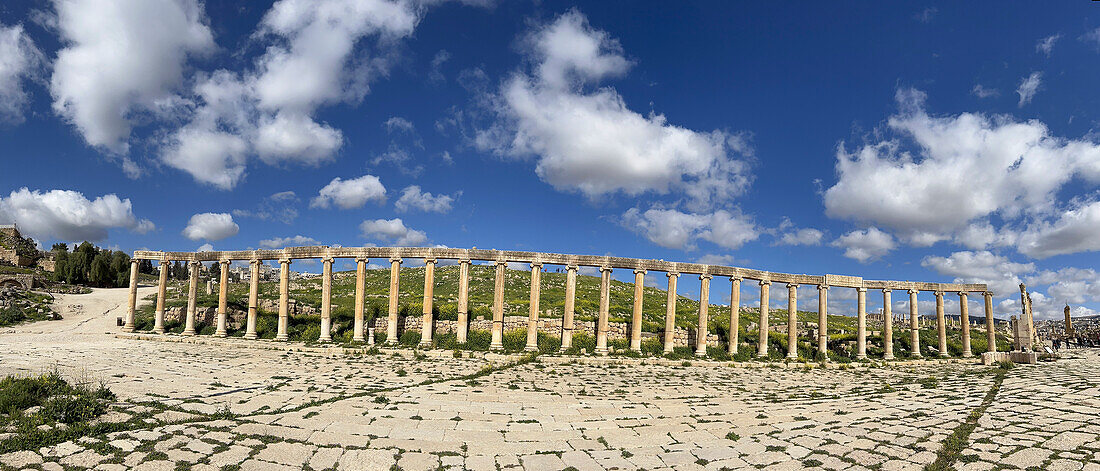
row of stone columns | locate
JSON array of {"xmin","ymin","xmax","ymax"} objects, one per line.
[{"xmin": 122, "ymin": 258, "xmax": 999, "ymax": 359}]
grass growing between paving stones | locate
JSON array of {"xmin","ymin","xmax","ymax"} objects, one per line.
[
  {"xmin": 924, "ymin": 362, "xmax": 1011, "ymax": 471},
  {"xmin": 0, "ymin": 370, "xmax": 118, "ymax": 453}
]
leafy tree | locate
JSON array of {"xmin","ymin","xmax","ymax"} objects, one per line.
[{"xmin": 89, "ymin": 253, "xmax": 112, "ymax": 287}]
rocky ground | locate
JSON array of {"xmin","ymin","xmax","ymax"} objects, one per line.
[{"xmin": 0, "ymin": 287, "xmax": 1097, "ymax": 470}]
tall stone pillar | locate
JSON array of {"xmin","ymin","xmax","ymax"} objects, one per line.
[
  {"xmin": 245, "ymin": 260, "xmax": 260, "ymax": 339},
  {"xmin": 490, "ymin": 261, "xmax": 506, "ymax": 351},
  {"xmin": 984, "ymin": 292, "xmax": 995, "ymax": 353},
  {"xmin": 935, "ymin": 291, "xmax": 947, "ymax": 357},
  {"xmin": 595, "ymin": 267, "xmax": 612, "ymax": 355},
  {"xmin": 630, "ymin": 269, "xmax": 646, "ymax": 353},
  {"xmin": 525, "ymin": 262, "xmax": 542, "ymax": 352},
  {"xmin": 786, "ymin": 283, "xmax": 798, "ymax": 359},
  {"xmin": 353, "ymin": 258, "xmax": 366, "ymax": 342},
  {"xmin": 319, "ymin": 257, "xmax": 334, "ymax": 342},
  {"xmin": 183, "ymin": 261, "xmax": 199, "ymax": 336},
  {"xmin": 882, "ymin": 289, "xmax": 893, "ymax": 360},
  {"xmin": 214, "ymin": 260, "xmax": 230, "ymax": 337},
  {"xmin": 154, "ymin": 261, "xmax": 168, "ymax": 334},
  {"xmin": 959, "ymin": 292, "xmax": 971, "ymax": 357},
  {"xmin": 457, "ymin": 260, "xmax": 471, "ymax": 344},
  {"xmin": 561, "ymin": 265, "xmax": 578, "ymax": 351},
  {"xmin": 387, "ymin": 257, "xmax": 401, "ymax": 344},
  {"xmin": 696, "ymin": 274, "xmax": 712, "ymax": 357},
  {"xmin": 124, "ymin": 259, "xmax": 139, "ymax": 332},
  {"xmin": 663, "ymin": 272, "xmax": 679, "ymax": 353},
  {"xmin": 817, "ymin": 285, "xmax": 828, "ymax": 355},
  {"xmin": 757, "ymin": 280, "xmax": 771, "ymax": 358},
  {"xmin": 277, "ymin": 259, "xmax": 290, "ymax": 341},
  {"xmin": 856, "ymin": 287, "xmax": 867, "ymax": 360},
  {"xmin": 729, "ymin": 277, "xmax": 742, "ymax": 355},
  {"xmin": 909, "ymin": 289, "xmax": 920, "ymax": 357},
  {"xmin": 421, "ymin": 258, "xmax": 436, "ymax": 346}
]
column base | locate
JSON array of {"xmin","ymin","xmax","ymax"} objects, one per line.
[
  {"xmin": 274, "ymin": 334, "xmax": 288, "ymax": 341},
  {"xmin": 318, "ymin": 337, "xmax": 331, "ymax": 343},
  {"xmin": 786, "ymin": 353, "xmax": 798, "ymax": 359},
  {"xmin": 962, "ymin": 352, "xmax": 972, "ymax": 358},
  {"xmin": 695, "ymin": 349, "xmax": 707, "ymax": 357},
  {"xmin": 244, "ymin": 333, "xmax": 258, "ymax": 340},
  {"xmin": 121, "ymin": 326, "xmax": 135, "ymax": 333},
  {"xmin": 911, "ymin": 353, "xmax": 922, "ymax": 358},
  {"xmin": 489, "ymin": 344, "xmax": 503, "ymax": 351},
  {"xmin": 156, "ymin": 329, "xmax": 166, "ymax": 335},
  {"xmin": 353, "ymin": 336, "xmax": 365, "ymax": 342},
  {"xmin": 594, "ymin": 347, "xmax": 608, "ymax": 356},
  {"xmin": 939, "ymin": 353, "xmax": 949, "ymax": 357},
  {"xmin": 631, "ymin": 347, "xmax": 642, "ymax": 353},
  {"xmin": 883, "ymin": 354, "xmax": 895, "ymax": 361},
  {"xmin": 524, "ymin": 346, "xmax": 538, "ymax": 352},
  {"xmin": 182, "ymin": 331, "xmax": 195, "ymax": 337},
  {"xmin": 663, "ymin": 347, "xmax": 674, "ymax": 354},
  {"xmin": 213, "ymin": 331, "xmax": 227, "ymax": 338},
  {"xmin": 419, "ymin": 341, "xmax": 433, "ymax": 348},
  {"xmin": 856, "ymin": 354, "xmax": 867, "ymax": 360}
]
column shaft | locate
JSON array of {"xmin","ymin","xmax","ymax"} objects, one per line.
[
  {"xmin": 154, "ymin": 261, "xmax": 168, "ymax": 334},
  {"xmin": 387, "ymin": 258, "xmax": 401, "ymax": 344},
  {"xmin": 276, "ymin": 259, "xmax": 290, "ymax": 341},
  {"xmin": 663, "ymin": 273, "xmax": 679, "ymax": 353},
  {"xmin": 696, "ymin": 275, "xmax": 712, "ymax": 357},
  {"xmin": 457, "ymin": 260, "xmax": 470, "ymax": 344},
  {"xmin": 959, "ymin": 292, "xmax": 971, "ymax": 357},
  {"xmin": 525, "ymin": 263, "xmax": 542, "ymax": 352},
  {"xmin": 757, "ymin": 280, "xmax": 770, "ymax": 358},
  {"xmin": 818, "ymin": 285, "xmax": 829, "ymax": 355},
  {"xmin": 215, "ymin": 260, "xmax": 229, "ymax": 337},
  {"xmin": 595, "ymin": 267, "xmax": 612, "ymax": 355},
  {"xmin": 786, "ymin": 283, "xmax": 798, "ymax": 359},
  {"xmin": 124, "ymin": 260, "xmax": 139, "ymax": 332},
  {"xmin": 883, "ymin": 289, "xmax": 894, "ymax": 360},
  {"xmin": 560, "ymin": 265, "xmax": 577, "ymax": 351},
  {"xmin": 421, "ymin": 259, "xmax": 436, "ymax": 346},
  {"xmin": 729, "ymin": 277, "xmax": 741, "ymax": 355},
  {"xmin": 909, "ymin": 289, "xmax": 920, "ymax": 357},
  {"xmin": 984, "ymin": 292, "xmax": 995, "ymax": 353},
  {"xmin": 630, "ymin": 269, "xmax": 646, "ymax": 352},
  {"xmin": 490, "ymin": 261, "xmax": 506, "ymax": 350},
  {"xmin": 183, "ymin": 261, "xmax": 199, "ymax": 336},
  {"xmin": 319, "ymin": 258, "xmax": 333, "ymax": 342},
  {"xmin": 353, "ymin": 259, "xmax": 366, "ymax": 342},
  {"xmin": 245, "ymin": 260, "xmax": 259, "ymax": 339},
  {"xmin": 936, "ymin": 291, "xmax": 947, "ymax": 356},
  {"xmin": 856, "ymin": 287, "xmax": 867, "ymax": 359}
]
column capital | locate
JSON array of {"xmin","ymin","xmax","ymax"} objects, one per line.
[
  {"xmin": 218, "ymin": 259, "xmax": 230, "ymax": 266},
  {"xmin": 530, "ymin": 261, "xmax": 543, "ymax": 269},
  {"xmin": 424, "ymin": 258, "xmax": 437, "ymax": 265},
  {"xmin": 958, "ymin": 291, "xmax": 968, "ymax": 298},
  {"xmin": 934, "ymin": 290, "xmax": 945, "ymax": 297},
  {"xmin": 279, "ymin": 258, "xmax": 291, "ymax": 265},
  {"xmin": 787, "ymin": 282, "xmax": 798, "ymax": 289},
  {"xmin": 495, "ymin": 260, "xmax": 508, "ymax": 267},
  {"xmin": 249, "ymin": 258, "xmax": 261, "ymax": 266},
  {"xmin": 700, "ymin": 274, "xmax": 713, "ymax": 281},
  {"xmin": 188, "ymin": 260, "xmax": 201, "ymax": 267},
  {"xmin": 322, "ymin": 256, "xmax": 334, "ymax": 263},
  {"xmin": 566, "ymin": 264, "xmax": 578, "ymax": 271},
  {"xmin": 633, "ymin": 268, "xmax": 647, "ymax": 275},
  {"xmin": 459, "ymin": 259, "xmax": 472, "ymax": 265},
  {"xmin": 389, "ymin": 257, "xmax": 402, "ymax": 264},
  {"xmin": 881, "ymin": 288, "xmax": 891, "ymax": 293},
  {"xmin": 730, "ymin": 275, "xmax": 743, "ymax": 282},
  {"xmin": 983, "ymin": 291, "xmax": 994, "ymax": 297},
  {"xmin": 817, "ymin": 284, "xmax": 829, "ymax": 291},
  {"xmin": 908, "ymin": 288, "xmax": 920, "ymax": 295},
  {"xmin": 130, "ymin": 259, "xmax": 140, "ymax": 266},
  {"xmin": 759, "ymin": 279, "xmax": 771, "ymax": 286},
  {"xmin": 856, "ymin": 287, "xmax": 867, "ymax": 293},
  {"xmin": 599, "ymin": 266, "xmax": 613, "ymax": 273},
  {"xmin": 355, "ymin": 257, "xmax": 367, "ymax": 263},
  {"xmin": 667, "ymin": 271, "xmax": 680, "ymax": 278}
]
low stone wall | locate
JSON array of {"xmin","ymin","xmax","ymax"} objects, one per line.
[{"xmin": 981, "ymin": 351, "xmax": 1037, "ymax": 365}]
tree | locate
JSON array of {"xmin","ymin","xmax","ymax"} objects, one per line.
[
  {"xmin": 51, "ymin": 243, "xmax": 68, "ymax": 253},
  {"xmin": 139, "ymin": 259, "xmax": 154, "ymax": 275},
  {"xmin": 89, "ymin": 253, "xmax": 112, "ymax": 287}
]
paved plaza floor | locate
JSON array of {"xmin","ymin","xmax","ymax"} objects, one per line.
[{"xmin": 1, "ymin": 288, "xmax": 1099, "ymax": 470}]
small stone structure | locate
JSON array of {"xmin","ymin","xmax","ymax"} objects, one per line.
[{"xmin": 0, "ymin": 273, "xmax": 35, "ymax": 290}]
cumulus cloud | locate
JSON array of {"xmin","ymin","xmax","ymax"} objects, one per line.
[
  {"xmin": 0, "ymin": 24, "xmax": 44, "ymax": 124},
  {"xmin": 1036, "ymin": 34, "xmax": 1060, "ymax": 56},
  {"xmin": 196, "ymin": 243, "xmax": 214, "ymax": 252},
  {"xmin": 1016, "ymin": 199, "xmax": 1100, "ymax": 259},
  {"xmin": 823, "ymin": 88, "xmax": 1100, "ymax": 252},
  {"xmin": 259, "ymin": 235, "xmax": 320, "ymax": 248},
  {"xmin": 394, "ymin": 185, "xmax": 455, "ymax": 213},
  {"xmin": 0, "ymin": 188, "xmax": 154, "ymax": 242},
  {"xmin": 360, "ymin": 218, "xmax": 426, "ymax": 246},
  {"xmin": 621, "ymin": 207, "xmax": 759, "ymax": 251},
  {"xmin": 831, "ymin": 227, "xmax": 895, "ymax": 263},
  {"xmin": 695, "ymin": 254, "xmax": 734, "ymax": 266},
  {"xmin": 182, "ymin": 212, "xmax": 239, "ymax": 241},
  {"xmin": 50, "ymin": 0, "xmax": 215, "ymax": 153},
  {"xmin": 1016, "ymin": 71, "xmax": 1041, "ymax": 107},
  {"xmin": 774, "ymin": 219, "xmax": 824, "ymax": 246},
  {"xmin": 310, "ymin": 174, "xmax": 386, "ymax": 209},
  {"xmin": 921, "ymin": 251, "xmax": 1034, "ymax": 296},
  {"xmin": 476, "ymin": 10, "xmax": 751, "ymax": 210}
]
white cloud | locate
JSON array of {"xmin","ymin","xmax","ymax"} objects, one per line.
[
  {"xmin": 921, "ymin": 250, "xmax": 1034, "ymax": 296},
  {"xmin": 1036, "ymin": 34, "xmax": 1060, "ymax": 56},
  {"xmin": 310, "ymin": 174, "xmax": 386, "ymax": 209},
  {"xmin": 254, "ymin": 111, "xmax": 343, "ymax": 165},
  {"xmin": 823, "ymin": 88, "xmax": 1100, "ymax": 250},
  {"xmin": 1017, "ymin": 199, "xmax": 1100, "ymax": 259},
  {"xmin": 0, "ymin": 187, "xmax": 154, "ymax": 242},
  {"xmin": 50, "ymin": 0, "xmax": 214, "ymax": 152},
  {"xmin": 196, "ymin": 243, "xmax": 214, "ymax": 252},
  {"xmin": 0, "ymin": 24, "xmax": 44, "ymax": 124},
  {"xmin": 695, "ymin": 254, "xmax": 734, "ymax": 266},
  {"xmin": 360, "ymin": 218, "xmax": 427, "ymax": 246},
  {"xmin": 1016, "ymin": 71, "xmax": 1041, "ymax": 107},
  {"xmin": 778, "ymin": 228, "xmax": 824, "ymax": 246},
  {"xmin": 259, "ymin": 235, "xmax": 320, "ymax": 249},
  {"xmin": 233, "ymin": 191, "xmax": 299, "ymax": 224},
  {"xmin": 161, "ymin": 127, "xmax": 248, "ymax": 190},
  {"xmin": 428, "ymin": 49, "xmax": 449, "ymax": 83},
  {"xmin": 970, "ymin": 84, "xmax": 998, "ymax": 99},
  {"xmin": 394, "ymin": 185, "xmax": 455, "ymax": 213},
  {"xmin": 831, "ymin": 227, "xmax": 895, "ymax": 263},
  {"xmin": 1081, "ymin": 27, "xmax": 1100, "ymax": 49},
  {"xmin": 383, "ymin": 116, "xmax": 414, "ymax": 133},
  {"xmin": 182, "ymin": 212, "xmax": 239, "ymax": 241},
  {"xmin": 622, "ymin": 207, "xmax": 759, "ymax": 251},
  {"xmin": 477, "ymin": 10, "xmax": 751, "ymax": 210}
]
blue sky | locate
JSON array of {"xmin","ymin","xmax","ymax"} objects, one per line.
[{"xmin": 2, "ymin": 1, "xmax": 1100, "ymax": 319}]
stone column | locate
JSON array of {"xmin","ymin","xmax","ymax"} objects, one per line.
[
  {"xmin": 421, "ymin": 258, "xmax": 436, "ymax": 346},
  {"xmin": 696, "ymin": 274, "xmax": 712, "ymax": 357},
  {"xmin": 245, "ymin": 260, "xmax": 259, "ymax": 339},
  {"xmin": 183, "ymin": 261, "xmax": 199, "ymax": 336},
  {"xmin": 856, "ymin": 287, "xmax": 867, "ymax": 360},
  {"xmin": 882, "ymin": 289, "xmax": 894, "ymax": 360},
  {"xmin": 817, "ymin": 285, "xmax": 828, "ymax": 354},
  {"xmin": 154, "ymin": 261, "xmax": 168, "ymax": 334},
  {"xmin": 935, "ymin": 291, "xmax": 947, "ymax": 357},
  {"xmin": 319, "ymin": 257, "xmax": 334, "ymax": 342},
  {"xmin": 984, "ymin": 292, "xmax": 995, "ymax": 353},
  {"xmin": 353, "ymin": 258, "xmax": 366, "ymax": 342},
  {"xmin": 276, "ymin": 259, "xmax": 290, "ymax": 341},
  {"xmin": 630, "ymin": 269, "xmax": 646, "ymax": 352},
  {"xmin": 490, "ymin": 261, "xmax": 506, "ymax": 351},
  {"xmin": 757, "ymin": 280, "xmax": 771, "ymax": 358},
  {"xmin": 909, "ymin": 289, "xmax": 920, "ymax": 357},
  {"xmin": 786, "ymin": 283, "xmax": 798, "ymax": 359},
  {"xmin": 525, "ymin": 262, "xmax": 542, "ymax": 352},
  {"xmin": 214, "ymin": 260, "xmax": 229, "ymax": 337},
  {"xmin": 561, "ymin": 265, "xmax": 578, "ymax": 351},
  {"xmin": 595, "ymin": 267, "xmax": 612, "ymax": 355},
  {"xmin": 663, "ymin": 272, "xmax": 679, "ymax": 353},
  {"xmin": 387, "ymin": 257, "xmax": 401, "ymax": 344},
  {"xmin": 959, "ymin": 292, "xmax": 971, "ymax": 357},
  {"xmin": 124, "ymin": 259, "xmax": 139, "ymax": 332},
  {"xmin": 729, "ymin": 277, "xmax": 742, "ymax": 355},
  {"xmin": 457, "ymin": 260, "xmax": 471, "ymax": 344}
]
